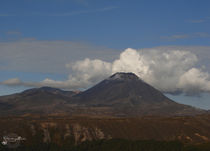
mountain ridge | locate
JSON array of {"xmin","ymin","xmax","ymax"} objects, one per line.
[{"xmin": 0, "ymin": 72, "xmax": 206, "ymax": 116}]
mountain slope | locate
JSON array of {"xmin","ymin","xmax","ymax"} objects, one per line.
[{"xmin": 0, "ymin": 87, "xmax": 76, "ymax": 115}]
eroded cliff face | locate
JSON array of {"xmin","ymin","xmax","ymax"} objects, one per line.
[{"xmin": 36, "ymin": 122, "xmax": 112, "ymax": 144}]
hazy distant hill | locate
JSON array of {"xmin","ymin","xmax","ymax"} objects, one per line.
[{"xmin": 0, "ymin": 72, "xmax": 205, "ymax": 116}]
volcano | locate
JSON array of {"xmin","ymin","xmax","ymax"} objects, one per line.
[{"xmin": 74, "ymin": 72, "xmax": 204, "ymax": 116}]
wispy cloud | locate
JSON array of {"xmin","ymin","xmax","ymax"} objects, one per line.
[
  {"xmin": 74, "ymin": 0, "xmax": 89, "ymax": 6},
  {"xmin": 0, "ymin": 14, "xmax": 15, "ymax": 17},
  {"xmin": 195, "ymin": 32, "xmax": 210, "ymax": 38},
  {"xmin": 161, "ymin": 32, "xmax": 210, "ymax": 41},
  {"xmin": 187, "ymin": 17, "xmax": 210, "ymax": 23},
  {"xmin": 188, "ymin": 19, "xmax": 205, "ymax": 23},
  {"xmin": 0, "ymin": 6, "xmax": 117, "ymax": 17},
  {"xmin": 6, "ymin": 31, "xmax": 22, "ymax": 35},
  {"xmin": 44, "ymin": 6, "xmax": 117, "ymax": 16}
]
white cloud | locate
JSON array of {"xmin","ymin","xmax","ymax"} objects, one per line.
[
  {"xmin": 42, "ymin": 58, "xmax": 112, "ymax": 89},
  {"xmin": 42, "ymin": 58, "xmax": 113, "ymax": 89},
  {"xmin": 1, "ymin": 46, "xmax": 210, "ymax": 95},
  {"xmin": 178, "ymin": 68, "xmax": 210, "ymax": 94},
  {"xmin": 70, "ymin": 58, "xmax": 112, "ymax": 82},
  {"xmin": 112, "ymin": 48, "xmax": 150, "ymax": 79},
  {"xmin": 138, "ymin": 50, "xmax": 198, "ymax": 92},
  {"xmin": 1, "ymin": 58, "xmax": 112, "ymax": 90}
]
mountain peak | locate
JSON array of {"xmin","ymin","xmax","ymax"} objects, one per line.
[{"xmin": 108, "ymin": 72, "xmax": 139, "ymax": 81}]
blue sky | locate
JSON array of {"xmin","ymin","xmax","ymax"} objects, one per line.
[
  {"xmin": 1, "ymin": 0, "xmax": 210, "ymax": 48},
  {"xmin": 0, "ymin": 0, "xmax": 210, "ymax": 109}
]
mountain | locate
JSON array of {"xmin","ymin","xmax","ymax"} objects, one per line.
[
  {"xmin": 0, "ymin": 87, "xmax": 76, "ymax": 115},
  {"xmin": 76, "ymin": 72, "xmax": 175, "ymax": 105},
  {"xmin": 21, "ymin": 86, "xmax": 76, "ymax": 97},
  {"xmin": 75, "ymin": 72, "xmax": 204, "ymax": 116},
  {"xmin": 0, "ymin": 73, "xmax": 205, "ymax": 116}
]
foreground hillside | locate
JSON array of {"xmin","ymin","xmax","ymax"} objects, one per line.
[
  {"xmin": 1, "ymin": 115, "xmax": 210, "ymax": 145},
  {"xmin": 1, "ymin": 115, "xmax": 210, "ymax": 150},
  {"xmin": 1, "ymin": 139, "xmax": 210, "ymax": 151}
]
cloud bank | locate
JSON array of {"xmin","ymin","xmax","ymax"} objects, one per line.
[
  {"xmin": 0, "ymin": 40, "xmax": 118, "ymax": 73},
  {"xmin": 1, "ymin": 48, "xmax": 210, "ymax": 95}
]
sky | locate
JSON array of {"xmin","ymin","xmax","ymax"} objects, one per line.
[{"xmin": 0, "ymin": 0, "xmax": 210, "ymax": 109}]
